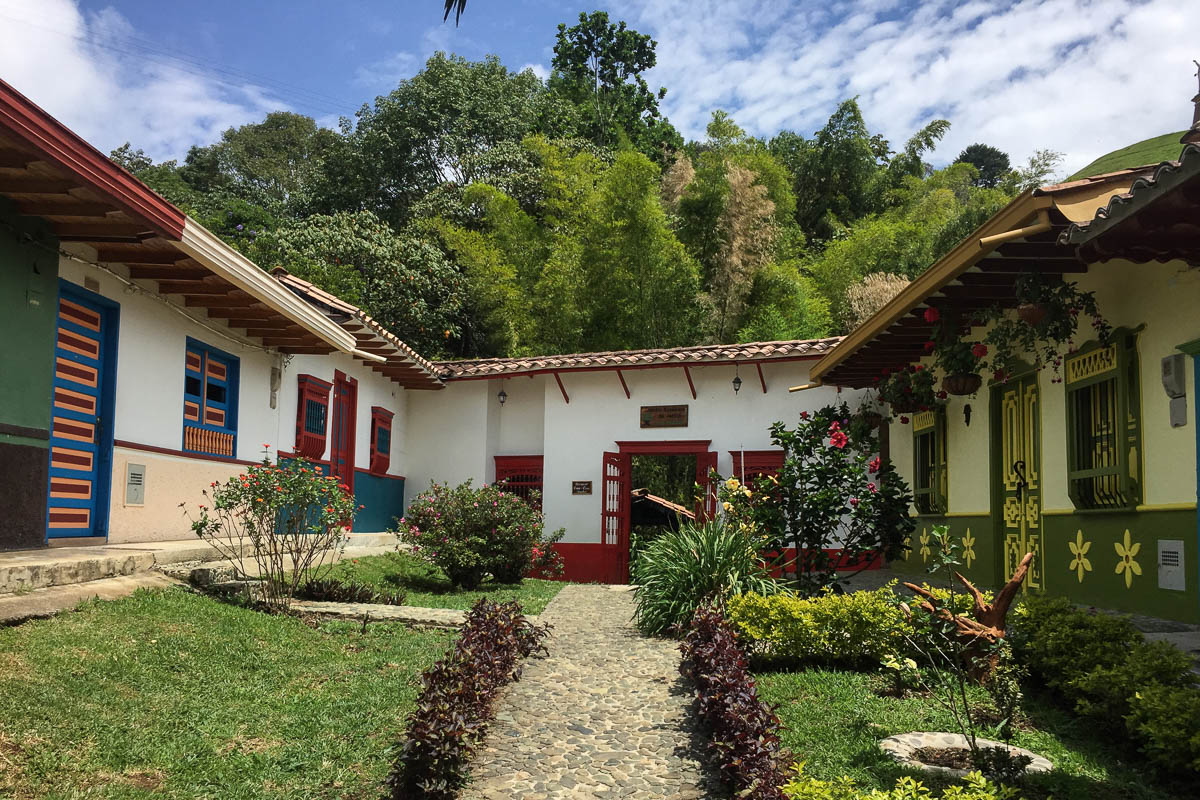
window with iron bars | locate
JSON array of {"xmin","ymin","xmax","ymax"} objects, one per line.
[
  {"xmin": 1065, "ymin": 331, "xmax": 1141, "ymax": 511},
  {"xmin": 494, "ymin": 455, "xmax": 544, "ymax": 509},
  {"xmin": 912, "ymin": 408, "xmax": 947, "ymax": 515}
]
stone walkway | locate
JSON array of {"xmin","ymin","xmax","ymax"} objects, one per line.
[{"xmin": 463, "ymin": 584, "xmax": 721, "ymax": 800}]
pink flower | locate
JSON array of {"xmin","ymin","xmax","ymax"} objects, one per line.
[
  {"xmin": 923, "ymin": 307, "xmax": 940, "ymax": 324},
  {"xmin": 971, "ymin": 343, "xmax": 988, "ymax": 358},
  {"xmin": 868, "ymin": 457, "xmax": 881, "ymax": 474},
  {"xmin": 829, "ymin": 420, "xmax": 841, "ymax": 432},
  {"xmin": 849, "ymin": 497, "xmax": 860, "ymax": 508},
  {"xmin": 868, "ymin": 482, "xmax": 877, "ymax": 493},
  {"xmin": 829, "ymin": 430, "xmax": 849, "ymax": 449}
]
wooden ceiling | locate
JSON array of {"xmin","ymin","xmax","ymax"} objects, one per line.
[{"xmin": 0, "ymin": 130, "xmax": 336, "ymax": 355}]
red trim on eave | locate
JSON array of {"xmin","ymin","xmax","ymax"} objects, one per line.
[
  {"xmin": 682, "ymin": 365, "xmax": 697, "ymax": 399},
  {"xmin": 756, "ymin": 363, "xmax": 767, "ymax": 394},
  {"xmin": 616, "ymin": 370, "xmax": 631, "ymax": 399},
  {"xmin": 0, "ymin": 79, "xmax": 186, "ymax": 240},
  {"xmin": 554, "ymin": 372, "xmax": 570, "ymax": 404}
]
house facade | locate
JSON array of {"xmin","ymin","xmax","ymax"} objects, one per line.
[{"xmin": 808, "ymin": 144, "xmax": 1200, "ymax": 623}]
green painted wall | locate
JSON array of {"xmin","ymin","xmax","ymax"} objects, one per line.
[
  {"xmin": 889, "ymin": 510, "xmax": 1198, "ymax": 623},
  {"xmin": 353, "ymin": 471, "xmax": 405, "ymax": 532},
  {"xmin": 0, "ymin": 199, "xmax": 57, "ymax": 445}
]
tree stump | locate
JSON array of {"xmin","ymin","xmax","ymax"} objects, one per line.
[{"xmin": 902, "ymin": 552, "xmax": 1033, "ymax": 681}]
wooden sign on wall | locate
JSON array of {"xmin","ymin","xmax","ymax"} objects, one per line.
[
  {"xmin": 640, "ymin": 404, "xmax": 689, "ymax": 428},
  {"xmin": 572, "ymin": 481, "xmax": 593, "ymax": 495}
]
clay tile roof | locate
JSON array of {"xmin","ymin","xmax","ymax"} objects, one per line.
[
  {"xmin": 271, "ymin": 269, "xmax": 444, "ymax": 390},
  {"xmin": 1059, "ymin": 143, "xmax": 1200, "ymax": 246},
  {"xmin": 435, "ymin": 337, "xmax": 844, "ymax": 379}
]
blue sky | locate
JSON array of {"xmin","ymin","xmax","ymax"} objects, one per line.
[{"xmin": 2, "ymin": 0, "xmax": 1199, "ymax": 176}]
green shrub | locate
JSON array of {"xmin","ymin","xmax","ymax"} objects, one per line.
[
  {"xmin": 1069, "ymin": 639, "xmax": 1195, "ymax": 720},
  {"xmin": 729, "ymin": 585, "xmax": 908, "ymax": 668},
  {"xmin": 781, "ymin": 763, "xmax": 1023, "ymax": 799},
  {"xmin": 1126, "ymin": 683, "xmax": 1200, "ymax": 773},
  {"xmin": 632, "ymin": 520, "xmax": 780, "ymax": 636}
]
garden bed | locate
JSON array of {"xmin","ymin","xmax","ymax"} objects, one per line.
[
  {"xmin": 0, "ymin": 587, "xmax": 451, "ymax": 799},
  {"xmin": 757, "ymin": 667, "xmax": 1189, "ymax": 799},
  {"xmin": 323, "ymin": 551, "xmax": 566, "ymax": 615}
]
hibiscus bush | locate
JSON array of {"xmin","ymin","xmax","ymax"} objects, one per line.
[
  {"xmin": 751, "ymin": 403, "xmax": 914, "ymax": 595},
  {"xmin": 397, "ymin": 480, "xmax": 564, "ymax": 589},
  {"xmin": 187, "ymin": 452, "xmax": 357, "ymax": 609}
]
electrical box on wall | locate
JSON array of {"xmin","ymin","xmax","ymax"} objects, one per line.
[
  {"xmin": 1161, "ymin": 354, "xmax": 1188, "ymax": 427},
  {"xmin": 1157, "ymin": 539, "xmax": 1185, "ymax": 592},
  {"xmin": 125, "ymin": 463, "xmax": 146, "ymax": 506}
]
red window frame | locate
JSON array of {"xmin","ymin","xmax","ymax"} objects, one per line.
[
  {"xmin": 295, "ymin": 374, "xmax": 332, "ymax": 460},
  {"xmin": 494, "ymin": 455, "xmax": 544, "ymax": 509},
  {"xmin": 729, "ymin": 450, "xmax": 785, "ymax": 485},
  {"xmin": 370, "ymin": 406, "xmax": 394, "ymax": 475}
]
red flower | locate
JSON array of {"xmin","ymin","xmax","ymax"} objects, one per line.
[
  {"xmin": 868, "ymin": 457, "xmax": 881, "ymax": 474},
  {"xmin": 867, "ymin": 482, "xmax": 878, "ymax": 493},
  {"xmin": 993, "ymin": 369, "xmax": 1006, "ymax": 383},
  {"xmin": 936, "ymin": 390, "xmax": 948, "ymax": 400},
  {"xmin": 849, "ymin": 497, "xmax": 860, "ymax": 508},
  {"xmin": 923, "ymin": 307, "xmax": 940, "ymax": 323},
  {"xmin": 913, "ymin": 364, "xmax": 924, "ymax": 371},
  {"xmin": 899, "ymin": 415, "xmax": 910, "ymax": 424},
  {"xmin": 828, "ymin": 420, "xmax": 841, "ymax": 432},
  {"xmin": 829, "ymin": 430, "xmax": 849, "ymax": 449},
  {"xmin": 923, "ymin": 341, "xmax": 935, "ymax": 354},
  {"xmin": 799, "ymin": 411, "xmax": 809, "ymax": 420},
  {"xmin": 971, "ymin": 343, "xmax": 988, "ymax": 358}
]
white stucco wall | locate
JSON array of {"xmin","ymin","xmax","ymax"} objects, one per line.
[{"xmin": 407, "ymin": 360, "xmax": 860, "ymax": 544}]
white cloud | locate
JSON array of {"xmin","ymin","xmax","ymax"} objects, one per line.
[
  {"xmin": 521, "ymin": 62, "xmax": 550, "ymax": 81},
  {"xmin": 615, "ymin": 0, "xmax": 1200, "ymax": 173},
  {"xmin": 0, "ymin": 0, "xmax": 286, "ymax": 161}
]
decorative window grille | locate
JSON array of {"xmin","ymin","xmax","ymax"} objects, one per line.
[
  {"xmin": 369, "ymin": 406, "xmax": 394, "ymax": 474},
  {"xmin": 494, "ymin": 455, "xmax": 545, "ymax": 509},
  {"xmin": 1066, "ymin": 332, "xmax": 1141, "ymax": 511},
  {"xmin": 295, "ymin": 375, "xmax": 332, "ymax": 459},
  {"xmin": 912, "ymin": 408, "xmax": 947, "ymax": 514},
  {"xmin": 182, "ymin": 339, "xmax": 239, "ymax": 458}
]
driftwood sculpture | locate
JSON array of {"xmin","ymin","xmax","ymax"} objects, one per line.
[{"xmin": 902, "ymin": 552, "xmax": 1034, "ymax": 680}]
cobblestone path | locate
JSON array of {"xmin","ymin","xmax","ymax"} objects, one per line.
[{"xmin": 463, "ymin": 584, "xmax": 721, "ymax": 800}]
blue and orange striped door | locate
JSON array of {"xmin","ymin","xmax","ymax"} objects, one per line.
[{"xmin": 47, "ymin": 289, "xmax": 114, "ymax": 539}]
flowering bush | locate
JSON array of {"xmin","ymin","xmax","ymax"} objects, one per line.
[
  {"xmin": 186, "ymin": 452, "xmax": 356, "ymax": 609},
  {"xmin": 752, "ymin": 404, "xmax": 914, "ymax": 594},
  {"xmin": 397, "ymin": 480, "xmax": 564, "ymax": 589}
]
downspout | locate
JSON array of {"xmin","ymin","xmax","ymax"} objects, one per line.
[{"xmin": 978, "ymin": 210, "xmax": 1051, "ymax": 248}]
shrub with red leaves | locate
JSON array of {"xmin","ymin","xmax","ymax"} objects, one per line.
[
  {"xmin": 680, "ymin": 600, "xmax": 789, "ymax": 800},
  {"xmin": 387, "ymin": 598, "xmax": 550, "ymax": 799}
]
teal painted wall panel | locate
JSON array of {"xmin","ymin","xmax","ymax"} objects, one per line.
[
  {"xmin": 0, "ymin": 200, "xmax": 58, "ymax": 439},
  {"xmin": 354, "ymin": 471, "xmax": 405, "ymax": 532}
]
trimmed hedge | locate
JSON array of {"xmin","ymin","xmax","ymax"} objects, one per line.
[
  {"xmin": 681, "ymin": 600, "xmax": 790, "ymax": 799},
  {"xmin": 387, "ymin": 598, "xmax": 550, "ymax": 799},
  {"xmin": 1009, "ymin": 595, "xmax": 1200, "ymax": 775}
]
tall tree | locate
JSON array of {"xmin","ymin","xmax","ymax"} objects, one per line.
[
  {"xmin": 551, "ymin": 11, "xmax": 682, "ymax": 162},
  {"xmin": 955, "ymin": 143, "xmax": 1011, "ymax": 188}
]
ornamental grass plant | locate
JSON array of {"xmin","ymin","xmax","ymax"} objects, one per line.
[{"xmin": 632, "ymin": 519, "xmax": 780, "ymax": 636}]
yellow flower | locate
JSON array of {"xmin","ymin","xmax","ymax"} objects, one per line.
[
  {"xmin": 742, "ymin": 487, "xmax": 752, "ymax": 497},
  {"xmin": 1068, "ymin": 530, "xmax": 1092, "ymax": 583},
  {"xmin": 919, "ymin": 528, "xmax": 931, "ymax": 563},
  {"xmin": 1114, "ymin": 529, "xmax": 1142, "ymax": 589},
  {"xmin": 722, "ymin": 501, "xmax": 733, "ymax": 512},
  {"xmin": 725, "ymin": 478, "xmax": 740, "ymax": 490},
  {"xmin": 962, "ymin": 529, "xmax": 976, "ymax": 568}
]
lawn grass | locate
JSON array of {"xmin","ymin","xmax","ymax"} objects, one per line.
[
  {"xmin": 758, "ymin": 667, "xmax": 1189, "ymax": 799},
  {"xmin": 0, "ymin": 587, "xmax": 451, "ymax": 799},
  {"xmin": 324, "ymin": 551, "xmax": 566, "ymax": 614}
]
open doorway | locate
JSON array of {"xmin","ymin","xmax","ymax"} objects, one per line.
[{"xmin": 629, "ymin": 454, "xmax": 697, "ymax": 575}]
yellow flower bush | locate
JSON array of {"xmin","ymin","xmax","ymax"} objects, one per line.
[{"xmin": 781, "ymin": 763, "xmax": 1022, "ymax": 799}]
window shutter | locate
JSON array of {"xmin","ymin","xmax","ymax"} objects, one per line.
[{"xmin": 295, "ymin": 375, "xmax": 333, "ymax": 460}]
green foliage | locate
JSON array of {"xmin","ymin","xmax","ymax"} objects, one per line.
[
  {"xmin": 757, "ymin": 403, "xmax": 914, "ymax": 592},
  {"xmin": 1009, "ymin": 594, "xmax": 1200, "ymax": 776},
  {"xmin": 781, "ymin": 763, "xmax": 1022, "ymax": 800},
  {"xmin": 1126, "ymin": 684, "xmax": 1200, "ymax": 773},
  {"xmin": 249, "ymin": 210, "xmax": 465, "ymax": 356},
  {"xmin": 551, "ymin": 11, "xmax": 682, "ymax": 161},
  {"xmin": 729, "ymin": 587, "xmax": 908, "ymax": 668},
  {"xmin": 955, "ymin": 143, "xmax": 1011, "ymax": 189},
  {"xmin": 631, "ymin": 519, "xmax": 780, "ymax": 636},
  {"xmin": 397, "ymin": 480, "xmax": 562, "ymax": 589}
]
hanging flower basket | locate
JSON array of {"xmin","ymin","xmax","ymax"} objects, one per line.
[
  {"xmin": 1017, "ymin": 303, "xmax": 1048, "ymax": 327},
  {"xmin": 942, "ymin": 373, "xmax": 982, "ymax": 396},
  {"xmin": 862, "ymin": 411, "xmax": 885, "ymax": 429}
]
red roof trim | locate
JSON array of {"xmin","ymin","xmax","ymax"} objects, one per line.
[{"xmin": 0, "ymin": 79, "xmax": 186, "ymax": 240}]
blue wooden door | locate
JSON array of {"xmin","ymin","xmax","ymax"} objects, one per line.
[{"xmin": 47, "ymin": 286, "xmax": 116, "ymax": 539}]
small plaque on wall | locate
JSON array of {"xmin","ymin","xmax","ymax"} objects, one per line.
[
  {"xmin": 640, "ymin": 404, "xmax": 689, "ymax": 428},
  {"xmin": 572, "ymin": 480, "xmax": 593, "ymax": 495}
]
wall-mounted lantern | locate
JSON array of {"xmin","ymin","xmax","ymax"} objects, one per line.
[
  {"xmin": 497, "ymin": 387, "xmax": 508, "ymax": 406},
  {"xmin": 732, "ymin": 363, "xmax": 743, "ymax": 395}
]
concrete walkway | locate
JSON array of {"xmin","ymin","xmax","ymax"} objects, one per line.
[{"xmin": 463, "ymin": 584, "xmax": 721, "ymax": 800}]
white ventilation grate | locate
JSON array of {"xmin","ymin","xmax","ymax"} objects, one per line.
[{"xmin": 1158, "ymin": 539, "xmax": 1186, "ymax": 592}]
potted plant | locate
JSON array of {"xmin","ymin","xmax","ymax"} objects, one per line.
[
  {"xmin": 925, "ymin": 309, "xmax": 988, "ymax": 396},
  {"xmin": 876, "ymin": 365, "xmax": 938, "ymax": 413}
]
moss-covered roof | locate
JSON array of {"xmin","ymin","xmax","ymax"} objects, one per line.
[{"xmin": 1069, "ymin": 131, "xmax": 1188, "ymax": 180}]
